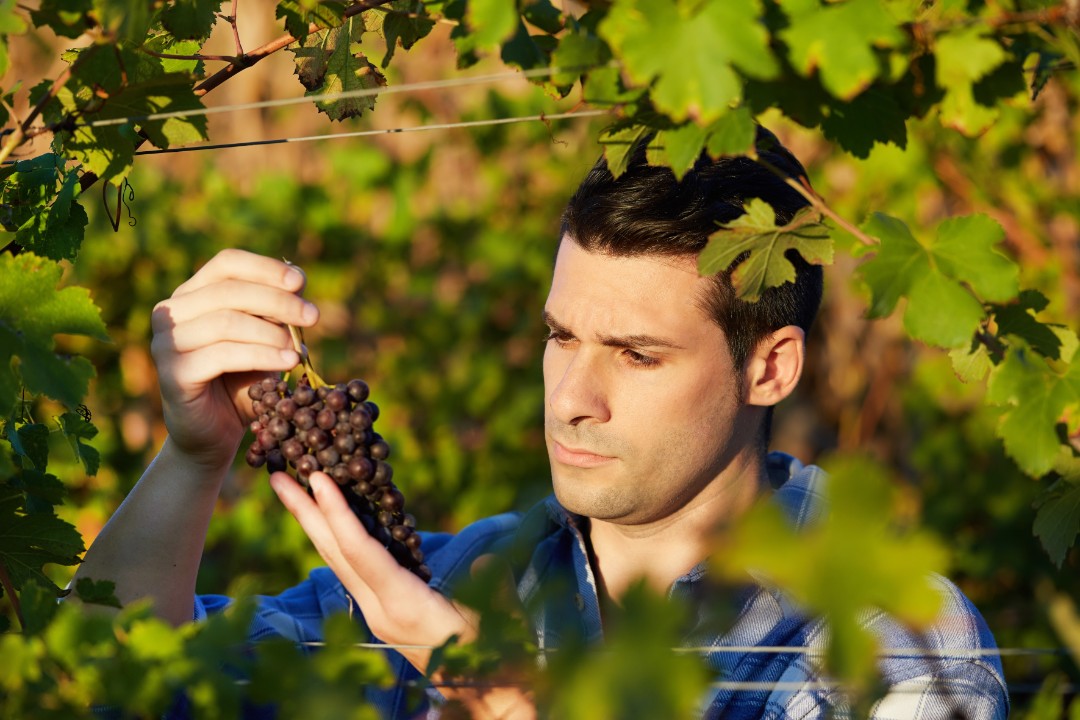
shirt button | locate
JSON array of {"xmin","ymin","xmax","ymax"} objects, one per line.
[{"xmin": 574, "ymin": 593, "xmax": 585, "ymax": 611}]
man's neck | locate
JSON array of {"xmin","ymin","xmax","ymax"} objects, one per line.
[{"xmin": 585, "ymin": 453, "xmax": 768, "ymax": 604}]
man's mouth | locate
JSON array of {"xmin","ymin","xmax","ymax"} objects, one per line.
[{"xmin": 550, "ymin": 439, "xmax": 617, "ymax": 468}]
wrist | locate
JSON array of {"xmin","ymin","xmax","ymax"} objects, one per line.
[{"xmin": 158, "ymin": 435, "xmax": 237, "ymax": 485}]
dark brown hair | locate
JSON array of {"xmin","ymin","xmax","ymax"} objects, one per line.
[{"xmin": 560, "ymin": 127, "xmax": 823, "ymax": 371}]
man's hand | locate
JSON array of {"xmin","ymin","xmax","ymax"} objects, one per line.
[
  {"xmin": 271, "ymin": 470, "xmax": 537, "ymax": 719},
  {"xmin": 150, "ymin": 249, "xmax": 318, "ymax": 470}
]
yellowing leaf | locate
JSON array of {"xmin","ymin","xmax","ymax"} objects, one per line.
[
  {"xmin": 290, "ymin": 17, "xmax": 387, "ymax": 121},
  {"xmin": 599, "ymin": 0, "xmax": 777, "ymax": 123},
  {"xmin": 780, "ymin": 0, "xmax": 906, "ymax": 99},
  {"xmin": 699, "ymin": 200, "xmax": 833, "ymax": 301}
]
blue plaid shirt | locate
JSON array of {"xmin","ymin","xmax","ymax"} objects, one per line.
[{"xmin": 196, "ymin": 453, "xmax": 1008, "ymax": 719}]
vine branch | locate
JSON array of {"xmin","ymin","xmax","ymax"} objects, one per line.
[
  {"xmin": 0, "ymin": 558, "xmax": 24, "ymax": 631},
  {"xmin": 0, "ymin": 63, "xmax": 73, "ymax": 166},
  {"xmin": 752, "ymin": 155, "xmax": 879, "ymax": 247},
  {"xmin": 226, "ymin": 0, "xmax": 244, "ymax": 56}
]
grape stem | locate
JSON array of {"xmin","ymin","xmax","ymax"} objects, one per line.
[{"xmin": 288, "ymin": 323, "xmax": 328, "ymax": 390}]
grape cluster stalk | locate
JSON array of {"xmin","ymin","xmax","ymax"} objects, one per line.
[{"xmin": 245, "ymin": 375, "xmax": 431, "ymax": 582}]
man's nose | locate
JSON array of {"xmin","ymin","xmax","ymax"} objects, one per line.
[{"xmin": 546, "ymin": 348, "xmax": 611, "ymax": 427}]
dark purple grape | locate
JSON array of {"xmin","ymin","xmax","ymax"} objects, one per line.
[
  {"xmin": 416, "ymin": 565, "xmax": 431, "ymax": 582},
  {"xmin": 377, "ymin": 510, "xmax": 395, "ymax": 527},
  {"xmin": 281, "ymin": 438, "xmax": 304, "ymax": 461},
  {"xmin": 276, "ymin": 397, "xmax": 297, "ymax": 420},
  {"xmin": 316, "ymin": 386, "xmax": 330, "ymax": 400},
  {"xmin": 370, "ymin": 440, "xmax": 390, "ymax": 460},
  {"xmin": 331, "ymin": 464, "xmax": 350, "ymax": 484},
  {"xmin": 364, "ymin": 401, "xmax": 380, "ymax": 422},
  {"xmin": 325, "ymin": 389, "xmax": 348, "ymax": 412},
  {"xmin": 373, "ymin": 461, "xmax": 392, "ymax": 486},
  {"xmin": 380, "ymin": 488, "xmax": 404, "ymax": 513},
  {"xmin": 336, "ymin": 410, "xmax": 350, "ymax": 425},
  {"xmin": 246, "ymin": 443, "xmax": 266, "ymax": 467},
  {"xmin": 347, "ymin": 379, "xmax": 369, "ymax": 402},
  {"xmin": 257, "ymin": 429, "xmax": 278, "ymax": 451},
  {"xmin": 347, "ymin": 456, "xmax": 373, "ymax": 482},
  {"xmin": 250, "ymin": 420, "xmax": 263, "ymax": 434},
  {"xmin": 260, "ymin": 377, "xmax": 277, "ymax": 394},
  {"xmin": 334, "ymin": 434, "xmax": 357, "ymax": 454},
  {"xmin": 252, "ymin": 400, "xmax": 265, "ymax": 415},
  {"xmin": 293, "ymin": 384, "xmax": 315, "ymax": 407},
  {"xmin": 316, "ymin": 447, "xmax": 340, "ymax": 467},
  {"xmin": 293, "ymin": 408, "xmax": 316, "ymax": 430},
  {"xmin": 267, "ymin": 449, "xmax": 287, "ymax": 474},
  {"xmin": 356, "ymin": 480, "xmax": 374, "ymax": 496},
  {"xmin": 391, "ymin": 525, "xmax": 411, "ymax": 542},
  {"xmin": 404, "ymin": 533, "xmax": 422, "ymax": 550},
  {"xmin": 248, "ymin": 384, "xmax": 265, "ymax": 400},
  {"xmin": 296, "ymin": 454, "xmax": 319, "ymax": 479},
  {"xmin": 275, "ymin": 380, "xmax": 288, "ymax": 395},
  {"xmin": 403, "ymin": 514, "xmax": 416, "ymax": 528},
  {"xmin": 349, "ymin": 408, "xmax": 372, "ymax": 430},
  {"xmin": 307, "ymin": 428, "xmax": 330, "ymax": 451},
  {"xmin": 410, "ymin": 547, "xmax": 425, "ymax": 564},
  {"xmin": 316, "ymin": 408, "xmax": 336, "ymax": 430},
  {"xmin": 268, "ymin": 416, "xmax": 292, "ymax": 440}
]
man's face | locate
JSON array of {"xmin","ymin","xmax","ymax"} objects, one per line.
[{"xmin": 543, "ymin": 238, "xmax": 761, "ymax": 526}]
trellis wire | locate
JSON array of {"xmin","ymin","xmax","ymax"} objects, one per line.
[
  {"xmin": 295, "ymin": 641, "xmax": 1070, "ymax": 658},
  {"xmin": 133, "ymin": 110, "xmax": 609, "ymax": 156},
  {"xmin": 82, "ymin": 63, "xmax": 610, "ymax": 130}
]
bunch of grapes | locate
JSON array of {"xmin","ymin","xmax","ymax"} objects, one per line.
[{"xmin": 245, "ymin": 375, "xmax": 431, "ymax": 582}]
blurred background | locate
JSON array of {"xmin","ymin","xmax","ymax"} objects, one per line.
[{"xmin": 9, "ymin": 3, "xmax": 1079, "ymax": 708}]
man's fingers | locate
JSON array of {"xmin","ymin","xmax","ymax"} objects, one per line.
[
  {"xmin": 153, "ymin": 280, "xmax": 318, "ymax": 333},
  {"xmin": 173, "ymin": 249, "xmax": 306, "ymax": 297},
  {"xmin": 157, "ymin": 311, "xmax": 294, "ymax": 354},
  {"xmin": 309, "ymin": 473, "xmax": 416, "ymax": 585},
  {"xmin": 160, "ymin": 343, "xmax": 299, "ymax": 388}
]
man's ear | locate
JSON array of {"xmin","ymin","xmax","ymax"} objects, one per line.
[{"xmin": 742, "ymin": 326, "xmax": 806, "ymax": 407}]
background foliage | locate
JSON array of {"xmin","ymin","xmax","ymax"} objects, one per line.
[{"xmin": 1, "ymin": 0, "xmax": 1079, "ymax": 716}]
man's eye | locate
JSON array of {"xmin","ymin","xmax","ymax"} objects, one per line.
[
  {"xmin": 543, "ymin": 331, "xmax": 572, "ymax": 346},
  {"xmin": 624, "ymin": 349, "xmax": 660, "ymax": 368}
]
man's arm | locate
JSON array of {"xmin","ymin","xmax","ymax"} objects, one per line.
[{"xmin": 72, "ymin": 249, "xmax": 315, "ymax": 626}]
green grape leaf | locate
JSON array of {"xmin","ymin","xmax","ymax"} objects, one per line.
[
  {"xmin": 143, "ymin": 32, "xmax": 206, "ymax": 75},
  {"xmin": 858, "ymin": 213, "xmax": 1015, "ymax": 348},
  {"xmin": 12, "ymin": 423, "xmax": 49, "ymax": 471},
  {"xmin": 13, "ymin": 165, "xmax": 88, "ymax": 261},
  {"xmin": 20, "ymin": 580, "xmax": 60, "ymax": 635},
  {"xmin": 0, "ymin": 510, "xmax": 84, "ymax": 592},
  {"xmin": 522, "ymin": 0, "xmax": 561, "ymax": 33},
  {"xmin": 30, "ymin": 0, "xmax": 92, "ymax": 39},
  {"xmin": 704, "ymin": 105, "xmax": 756, "ymax": 157},
  {"xmin": 379, "ymin": 0, "xmax": 435, "ymax": 68},
  {"xmin": 73, "ymin": 577, "xmax": 122, "ymax": 608},
  {"xmin": 159, "ymin": 0, "xmax": 223, "ymax": 40},
  {"xmin": 992, "ymin": 290, "xmax": 1063, "ymax": 361},
  {"xmin": 599, "ymin": 0, "xmax": 777, "ymax": 124},
  {"xmin": 598, "ymin": 123, "xmax": 651, "ymax": 179},
  {"xmin": 0, "ymin": 253, "xmax": 109, "ymax": 415},
  {"xmin": 712, "ymin": 455, "xmax": 948, "ymax": 698},
  {"xmin": 18, "ymin": 470, "xmax": 68, "ymax": 513},
  {"xmin": 820, "ymin": 87, "xmax": 908, "ymax": 158},
  {"xmin": 467, "ymin": 0, "xmax": 518, "ymax": 50},
  {"xmin": 501, "ymin": 21, "xmax": 553, "ymax": 75},
  {"xmin": 0, "ymin": 0, "xmax": 27, "ymax": 34},
  {"xmin": 699, "ymin": 201, "xmax": 833, "ymax": 301},
  {"xmin": 59, "ymin": 411, "xmax": 100, "ymax": 476},
  {"xmin": 654, "ymin": 123, "xmax": 708, "ymax": 180},
  {"xmin": 949, "ymin": 339, "xmax": 991, "ymax": 384},
  {"xmin": 551, "ymin": 22, "xmax": 609, "ymax": 87},
  {"xmin": 290, "ymin": 17, "xmax": 387, "ymax": 121},
  {"xmin": 935, "ymin": 27, "xmax": 1005, "ymax": 135},
  {"xmin": 1034, "ymin": 475, "xmax": 1080, "ymax": 567},
  {"xmin": 987, "ymin": 345, "xmax": 1080, "ymax": 477},
  {"xmin": 276, "ymin": 0, "xmax": 345, "ymax": 42},
  {"xmin": 780, "ymin": 0, "xmax": 905, "ymax": 100}
]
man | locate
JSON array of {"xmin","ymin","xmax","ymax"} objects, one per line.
[{"xmin": 74, "ymin": 136, "xmax": 1008, "ymax": 719}]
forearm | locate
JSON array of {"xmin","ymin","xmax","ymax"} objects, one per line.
[{"xmin": 72, "ymin": 436, "xmax": 233, "ymax": 626}]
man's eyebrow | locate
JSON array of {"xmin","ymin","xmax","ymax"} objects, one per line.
[{"xmin": 542, "ymin": 310, "xmax": 685, "ymax": 350}]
